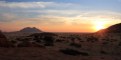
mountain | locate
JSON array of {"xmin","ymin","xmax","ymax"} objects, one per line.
[
  {"xmin": 4, "ymin": 27, "xmax": 43, "ymax": 40},
  {"xmin": 19, "ymin": 27, "xmax": 42, "ymax": 33},
  {"xmin": 97, "ymin": 23, "xmax": 121, "ymax": 33}
]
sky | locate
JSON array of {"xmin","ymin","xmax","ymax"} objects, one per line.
[{"xmin": 0, "ymin": 0, "xmax": 121, "ymax": 32}]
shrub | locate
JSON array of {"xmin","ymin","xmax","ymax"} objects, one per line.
[
  {"xmin": 17, "ymin": 41, "xmax": 30, "ymax": 47},
  {"xmin": 56, "ymin": 39, "xmax": 64, "ymax": 42},
  {"xmin": 70, "ymin": 37, "xmax": 76, "ymax": 43},
  {"xmin": 102, "ymin": 42, "xmax": 109, "ymax": 45},
  {"xmin": 33, "ymin": 35, "xmax": 41, "ymax": 43},
  {"xmin": 11, "ymin": 40, "xmax": 17, "ymax": 44},
  {"xmin": 60, "ymin": 48, "xmax": 89, "ymax": 56},
  {"xmin": 31, "ymin": 32, "xmax": 57, "ymax": 43},
  {"xmin": 69, "ymin": 43, "xmax": 82, "ymax": 48},
  {"xmin": 43, "ymin": 36, "xmax": 54, "ymax": 46},
  {"xmin": 118, "ymin": 42, "xmax": 121, "ymax": 46},
  {"xmin": 87, "ymin": 36, "xmax": 98, "ymax": 43},
  {"xmin": 100, "ymin": 50, "xmax": 108, "ymax": 54}
]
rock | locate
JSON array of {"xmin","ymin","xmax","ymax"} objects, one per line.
[
  {"xmin": 97, "ymin": 23, "xmax": 121, "ymax": 33},
  {"xmin": 0, "ymin": 31, "xmax": 13, "ymax": 47}
]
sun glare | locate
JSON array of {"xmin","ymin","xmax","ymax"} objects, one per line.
[{"xmin": 93, "ymin": 20, "xmax": 107, "ymax": 31}]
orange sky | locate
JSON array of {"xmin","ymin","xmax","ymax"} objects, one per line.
[
  {"xmin": 0, "ymin": 20, "xmax": 120, "ymax": 32},
  {"xmin": 0, "ymin": 0, "xmax": 121, "ymax": 32}
]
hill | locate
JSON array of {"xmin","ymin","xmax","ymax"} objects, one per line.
[{"xmin": 97, "ymin": 23, "xmax": 121, "ymax": 33}]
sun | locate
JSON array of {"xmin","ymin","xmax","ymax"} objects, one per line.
[{"xmin": 93, "ymin": 20, "xmax": 107, "ymax": 31}]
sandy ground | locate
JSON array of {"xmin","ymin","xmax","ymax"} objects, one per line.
[
  {"xmin": 0, "ymin": 47, "xmax": 120, "ymax": 60},
  {"xmin": 1, "ymin": 33, "xmax": 121, "ymax": 60}
]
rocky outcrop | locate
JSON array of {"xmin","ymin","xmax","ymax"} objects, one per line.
[
  {"xmin": 97, "ymin": 23, "xmax": 121, "ymax": 33},
  {"xmin": 0, "ymin": 31, "xmax": 13, "ymax": 47}
]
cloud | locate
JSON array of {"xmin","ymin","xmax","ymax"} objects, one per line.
[
  {"xmin": 72, "ymin": 11, "xmax": 121, "ymax": 25},
  {"xmin": 0, "ymin": 1, "xmax": 77, "ymax": 9},
  {"xmin": 21, "ymin": 10, "xmax": 84, "ymax": 17},
  {"xmin": 0, "ymin": 1, "xmax": 54, "ymax": 8},
  {"xmin": 15, "ymin": 8, "xmax": 121, "ymax": 19},
  {"xmin": 15, "ymin": 15, "xmax": 71, "ymax": 26},
  {"xmin": 0, "ymin": 13, "xmax": 17, "ymax": 22},
  {"xmin": 1, "ymin": 10, "xmax": 121, "ymax": 24}
]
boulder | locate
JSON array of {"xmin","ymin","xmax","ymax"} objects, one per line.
[{"xmin": 0, "ymin": 31, "xmax": 13, "ymax": 47}]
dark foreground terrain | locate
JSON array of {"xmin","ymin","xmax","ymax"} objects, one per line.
[
  {"xmin": 0, "ymin": 32, "xmax": 121, "ymax": 60},
  {"xmin": 0, "ymin": 47, "xmax": 120, "ymax": 60}
]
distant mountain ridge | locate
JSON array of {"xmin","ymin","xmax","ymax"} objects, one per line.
[
  {"xmin": 19, "ymin": 27, "xmax": 42, "ymax": 33},
  {"xmin": 3, "ymin": 27, "xmax": 43, "ymax": 38},
  {"xmin": 97, "ymin": 23, "xmax": 121, "ymax": 33}
]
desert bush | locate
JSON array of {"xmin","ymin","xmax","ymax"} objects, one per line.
[
  {"xmin": 87, "ymin": 36, "xmax": 98, "ymax": 43},
  {"xmin": 17, "ymin": 41, "xmax": 45, "ymax": 47},
  {"xmin": 118, "ymin": 42, "xmax": 121, "ymax": 46},
  {"xmin": 43, "ymin": 36, "xmax": 54, "ymax": 46},
  {"xmin": 30, "ymin": 32, "xmax": 57, "ymax": 44},
  {"xmin": 56, "ymin": 39, "xmax": 64, "ymax": 42},
  {"xmin": 69, "ymin": 43, "xmax": 82, "ymax": 48},
  {"xmin": 100, "ymin": 50, "xmax": 108, "ymax": 54},
  {"xmin": 16, "ymin": 38, "xmax": 21, "ymax": 41},
  {"xmin": 76, "ymin": 37, "xmax": 82, "ymax": 40},
  {"xmin": 33, "ymin": 35, "xmax": 41, "ymax": 43},
  {"xmin": 60, "ymin": 48, "xmax": 89, "ymax": 56},
  {"xmin": 60, "ymin": 48, "xmax": 81, "ymax": 56},
  {"xmin": 102, "ymin": 42, "xmax": 109, "ymax": 45},
  {"xmin": 102, "ymin": 38, "xmax": 111, "ymax": 42},
  {"xmin": 80, "ymin": 40, "xmax": 84, "ymax": 42},
  {"xmin": 17, "ymin": 41, "xmax": 30, "ymax": 47},
  {"xmin": 70, "ymin": 37, "xmax": 76, "ymax": 42},
  {"xmin": 11, "ymin": 40, "xmax": 17, "ymax": 44},
  {"xmin": 16, "ymin": 37, "xmax": 31, "ymax": 42}
]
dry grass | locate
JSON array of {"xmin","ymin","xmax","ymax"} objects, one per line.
[{"xmin": 1, "ymin": 32, "xmax": 121, "ymax": 60}]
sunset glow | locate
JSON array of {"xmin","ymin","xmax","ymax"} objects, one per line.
[
  {"xmin": 0, "ymin": 0, "xmax": 121, "ymax": 32},
  {"xmin": 93, "ymin": 20, "xmax": 107, "ymax": 31}
]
